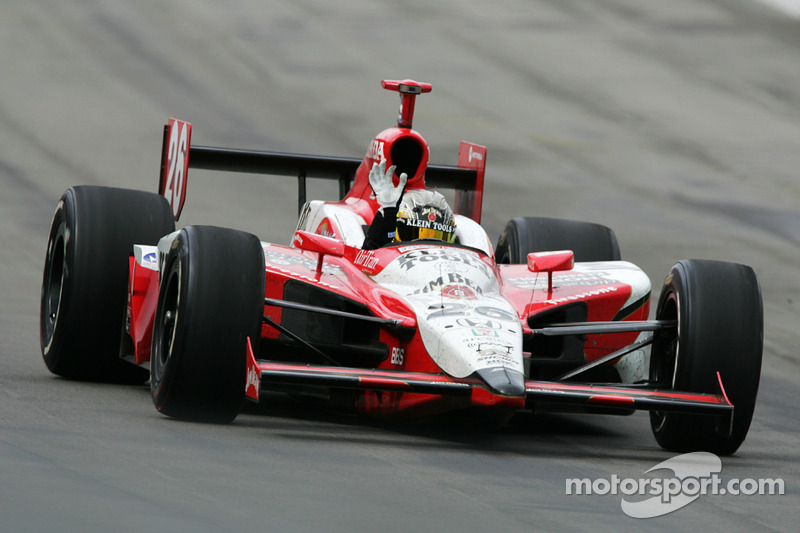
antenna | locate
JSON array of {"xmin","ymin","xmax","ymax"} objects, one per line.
[{"xmin": 381, "ymin": 79, "xmax": 432, "ymax": 129}]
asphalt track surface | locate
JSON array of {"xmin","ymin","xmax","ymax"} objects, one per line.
[{"xmin": 2, "ymin": 1, "xmax": 799, "ymax": 531}]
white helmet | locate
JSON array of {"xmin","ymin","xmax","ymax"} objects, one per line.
[{"xmin": 395, "ymin": 189, "xmax": 456, "ymax": 243}]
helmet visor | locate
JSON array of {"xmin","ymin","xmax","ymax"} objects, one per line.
[{"xmin": 418, "ymin": 227, "xmax": 455, "ymax": 242}]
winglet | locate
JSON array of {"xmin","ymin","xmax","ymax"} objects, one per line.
[
  {"xmin": 456, "ymin": 142, "xmax": 487, "ymax": 223},
  {"xmin": 245, "ymin": 337, "xmax": 260, "ymax": 402},
  {"xmin": 715, "ymin": 371, "xmax": 734, "ymax": 437}
]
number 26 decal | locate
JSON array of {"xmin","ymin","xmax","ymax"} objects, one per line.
[{"xmin": 161, "ymin": 119, "xmax": 192, "ymax": 220}]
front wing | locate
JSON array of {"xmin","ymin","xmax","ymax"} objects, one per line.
[{"xmin": 245, "ymin": 341, "xmax": 734, "ymax": 435}]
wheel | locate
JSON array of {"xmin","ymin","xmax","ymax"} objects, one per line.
[
  {"xmin": 649, "ymin": 259, "xmax": 763, "ymax": 455},
  {"xmin": 40, "ymin": 186, "xmax": 175, "ymax": 383},
  {"xmin": 495, "ymin": 216, "xmax": 620, "ymax": 264},
  {"xmin": 150, "ymin": 225, "xmax": 266, "ymax": 423}
]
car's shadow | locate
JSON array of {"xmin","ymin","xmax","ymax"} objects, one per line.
[{"xmin": 234, "ymin": 391, "xmax": 663, "ymax": 459}]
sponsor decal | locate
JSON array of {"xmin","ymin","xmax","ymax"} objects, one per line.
[
  {"xmin": 546, "ymin": 286, "xmax": 618, "ymax": 305},
  {"xmin": 397, "ymin": 248, "xmax": 490, "ymax": 276},
  {"xmin": 345, "ymin": 247, "xmax": 381, "ymax": 275},
  {"xmin": 366, "ymin": 139, "xmax": 386, "ymax": 163},
  {"xmin": 470, "ymin": 328, "xmax": 498, "ymax": 337},
  {"xmin": 245, "ymin": 339, "xmax": 260, "ymax": 401},
  {"xmin": 468, "ymin": 145, "xmax": 483, "ymax": 162},
  {"xmin": 262, "ymin": 250, "xmax": 343, "ymax": 290},
  {"xmin": 263, "ymin": 249, "xmax": 343, "ymax": 275},
  {"xmin": 441, "ymin": 284, "xmax": 478, "ymax": 300},
  {"xmin": 246, "ymin": 364, "xmax": 260, "ymax": 398},
  {"xmin": 465, "ymin": 339, "xmax": 513, "ymax": 352},
  {"xmin": 403, "ymin": 217, "xmax": 453, "ymax": 233},
  {"xmin": 456, "ymin": 318, "xmax": 502, "ymax": 329},
  {"xmin": 506, "ymin": 272, "xmax": 620, "ymax": 290},
  {"xmin": 411, "ymin": 273, "xmax": 483, "ymax": 296},
  {"xmin": 397, "ymin": 244, "xmax": 430, "ymax": 253},
  {"xmin": 315, "ymin": 219, "xmax": 337, "ymax": 239},
  {"xmin": 390, "ymin": 347, "xmax": 405, "ymax": 365},
  {"xmin": 143, "ymin": 252, "xmax": 157, "ymax": 264},
  {"xmin": 354, "ymin": 249, "xmax": 379, "ymax": 271},
  {"xmin": 474, "ymin": 345, "xmax": 515, "ymax": 366},
  {"xmin": 426, "ymin": 303, "xmax": 516, "ymax": 322}
]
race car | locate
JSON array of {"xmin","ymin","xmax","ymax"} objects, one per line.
[{"xmin": 40, "ymin": 79, "xmax": 763, "ymax": 455}]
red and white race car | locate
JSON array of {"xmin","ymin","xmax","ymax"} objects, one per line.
[{"xmin": 40, "ymin": 79, "xmax": 762, "ymax": 454}]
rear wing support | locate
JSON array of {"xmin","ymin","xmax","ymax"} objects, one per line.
[{"xmin": 159, "ymin": 119, "xmax": 486, "ymax": 222}]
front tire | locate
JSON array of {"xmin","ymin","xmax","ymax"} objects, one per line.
[
  {"xmin": 649, "ymin": 259, "xmax": 763, "ymax": 455},
  {"xmin": 495, "ymin": 217, "xmax": 620, "ymax": 264},
  {"xmin": 150, "ymin": 225, "xmax": 266, "ymax": 423},
  {"xmin": 40, "ymin": 186, "xmax": 174, "ymax": 382}
]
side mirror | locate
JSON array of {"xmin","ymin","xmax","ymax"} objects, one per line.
[
  {"xmin": 527, "ymin": 250, "xmax": 574, "ymax": 293},
  {"xmin": 292, "ymin": 231, "xmax": 344, "ymax": 279},
  {"xmin": 527, "ymin": 250, "xmax": 574, "ymax": 273}
]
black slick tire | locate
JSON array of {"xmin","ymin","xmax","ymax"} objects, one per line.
[
  {"xmin": 150, "ymin": 225, "xmax": 265, "ymax": 423},
  {"xmin": 649, "ymin": 259, "xmax": 763, "ymax": 455},
  {"xmin": 40, "ymin": 186, "xmax": 175, "ymax": 383},
  {"xmin": 495, "ymin": 216, "xmax": 620, "ymax": 264}
]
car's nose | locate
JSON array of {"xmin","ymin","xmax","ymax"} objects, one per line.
[{"xmin": 474, "ymin": 366, "xmax": 526, "ymax": 398}]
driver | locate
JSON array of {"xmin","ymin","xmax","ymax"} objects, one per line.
[{"xmin": 363, "ymin": 160, "xmax": 456, "ymax": 250}]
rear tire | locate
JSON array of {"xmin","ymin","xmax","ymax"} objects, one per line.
[
  {"xmin": 150, "ymin": 225, "xmax": 266, "ymax": 423},
  {"xmin": 40, "ymin": 186, "xmax": 174, "ymax": 383},
  {"xmin": 495, "ymin": 217, "xmax": 620, "ymax": 264},
  {"xmin": 649, "ymin": 259, "xmax": 763, "ymax": 455}
]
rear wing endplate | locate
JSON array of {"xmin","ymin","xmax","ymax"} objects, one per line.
[{"xmin": 159, "ymin": 118, "xmax": 486, "ymax": 222}]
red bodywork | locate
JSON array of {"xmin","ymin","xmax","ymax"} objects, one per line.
[
  {"xmin": 126, "ymin": 223, "xmax": 727, "ymax": 424},
  {"xmin": 127, "ymin": 80, "xmax": 733, "ymax": 430}
]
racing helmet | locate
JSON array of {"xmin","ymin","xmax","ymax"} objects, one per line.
[{"xmin": 395, "ymin": 189, "xmax": 456, "ymax": 243}]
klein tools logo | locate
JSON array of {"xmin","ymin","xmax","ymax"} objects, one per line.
[{"xmin": 566, "ymin": 452, "xmax": 785, "ymax": 518}]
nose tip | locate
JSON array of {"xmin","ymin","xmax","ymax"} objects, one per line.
[{"xmin": 475, "ymin": 367, "xmax": 526, "ymax": 397}]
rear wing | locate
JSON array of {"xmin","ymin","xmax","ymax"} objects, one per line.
[{"xmin": 158, "ymin": 118, "xmax": 487, "ymax": 222}]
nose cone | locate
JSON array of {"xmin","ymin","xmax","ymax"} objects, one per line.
[{"xmin": 475, "ymin": 367, "xmax": 526, "ymax": 397}]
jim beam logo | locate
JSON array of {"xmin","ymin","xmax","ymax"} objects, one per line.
[{"xmin": 411, "ymin": 273, "xmax": 483, "ymax": 296}]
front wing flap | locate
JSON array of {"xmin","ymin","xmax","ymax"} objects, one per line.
[
  {"xmin": 524, "ymin": 374, "xmax": 733, "ymax": 436},
  {"xmin": 245, "ymin": 340, "xmax": 733, "ymax": 434}
]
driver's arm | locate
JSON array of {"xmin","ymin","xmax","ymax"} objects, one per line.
[
  {"xmin": 363, "ymin": 160, "xmax": 406, "ymax": 250},
  {"xmin": 363, "ymin": 207, "xmax": 398, "ymax": 250}
]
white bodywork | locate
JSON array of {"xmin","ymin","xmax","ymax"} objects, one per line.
[{"xmin": 373, "ymin": 245, "xmax": 522, "ymax": 381}]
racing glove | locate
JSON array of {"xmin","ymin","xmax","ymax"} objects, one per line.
[{"xmin": 369, "ymin": 160, "xmax": 407, "ymax": 212}]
